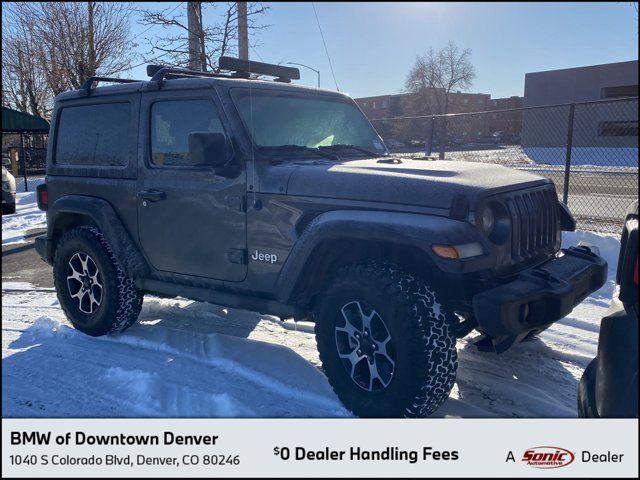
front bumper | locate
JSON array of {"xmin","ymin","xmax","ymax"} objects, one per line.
[{"xmin": 472, "ymin": 245, "xmax": 607, "ymax": 352}]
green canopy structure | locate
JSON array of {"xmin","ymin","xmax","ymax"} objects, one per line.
[
  {"xmin": 2, "ymin": 107, "xmax": 50, "ymax": 133},
  {"xmin": 2, "ymin": 107, "xmax": 50, "ymax": 191}
]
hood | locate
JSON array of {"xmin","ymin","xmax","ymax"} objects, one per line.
[{"xmin": 285, "ymin": 158, "xmax": 550, "ymax": 210}]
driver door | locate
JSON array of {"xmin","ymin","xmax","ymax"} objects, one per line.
[{"xmin": 137, "ymin": 90, "xmax": 247, "ymax": 281}]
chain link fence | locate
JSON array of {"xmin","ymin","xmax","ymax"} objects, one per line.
[
  {"xmin": 3, "ymin": 135, "xmax": 47, "ymax": 193},
  {"xmin": 372, "ymin": 97, "xmax": 638, "ymax": 233}
]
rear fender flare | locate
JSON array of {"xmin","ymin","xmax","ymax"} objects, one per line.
[{"xmin": 49, "ymin": 195, "xmax": 149, "ymax": 279}]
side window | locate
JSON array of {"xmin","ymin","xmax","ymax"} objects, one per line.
[
  {"xmin": 150, "ymin": 99, "xmax": 224, "ymax": 167},
  {"xmin": 55, "ymin": 103, "xmax": 130, "ymax": 166}
]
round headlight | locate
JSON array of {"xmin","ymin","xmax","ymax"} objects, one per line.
[
  {"xmin": 480, "ymin": 201, "xmax": 511, "ymax": 245},
  {"xmin": 481, "ymin": 205, "xmax": 495, "ymax": 236}
]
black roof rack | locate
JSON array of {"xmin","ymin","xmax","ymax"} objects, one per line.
[
  {"xmin": 146, "ymin": 65, "xmax": 229, "ymax": 82},
  {"xmin": 80, "ymin": 57, "xmax": 300, "ymax": 96},
  {"xmin": 75, "ymin": 58, "xmax": 303, "ymax": 96},
  {"xmin": 146, "ymin": 57, "xmax": 301, "ymax": 86},
  {"xmin": 80, "ymin": 76, "xmax": 142, "ymax": 96}
]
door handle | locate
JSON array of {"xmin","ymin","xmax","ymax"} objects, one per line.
[{"xmin": 138, "ymin": 189, "xmax": 166, "ymax": 202}]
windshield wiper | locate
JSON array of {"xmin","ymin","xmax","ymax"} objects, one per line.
[
  {"xmin": 318, "ymin": 144, "xmax": 385, "ymax": 157},
  {"xmin": 259, "ymin": 145, "xmax": 340, "ymax": 161}
]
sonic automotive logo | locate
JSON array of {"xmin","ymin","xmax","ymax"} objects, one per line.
[{"xmin": 522, "ymin": 446, "xmax": 575, "ymax": 468}]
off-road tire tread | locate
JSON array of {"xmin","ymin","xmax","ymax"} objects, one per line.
[
  {"xmin": 315, "ymin": 261, "xmax": 458, "ymax": 417},
  {"xmin": 53, "ymin": 226, "xmax": 143, "ymax": 336},
  {"xmin": 2, "ymin": 203, "xmax": 16, "ymax": 215}
]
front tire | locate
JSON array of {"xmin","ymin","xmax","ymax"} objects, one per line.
[
  {"xmin": 315, "ymin": 262, "xmax": 458, "ymax": 417},
  {"xmin": 522, "ymin": 325, "xmax": 551, "ymax": 342},
  {"xmin": 53, "ymin": 226, "xmax": 143, "ymax": 336},
  {"xmin": 577, "ymin": 359, "xmax": 599, "ymax": 418}
]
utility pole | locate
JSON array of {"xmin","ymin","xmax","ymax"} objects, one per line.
[
  {"xmin": 187, "ymin": 2, "xmax": 204, "ymax": 70},
  {"xmin": 237, "ymin": 2, "xmax": 249, "ymax": 61},
  {"xmin": 198, "ymin": 3, "xmax": 207, "ymax": 71},
  {"xmin": 87, "ymin": 2, "xmax": 96, "ymax": 77}
]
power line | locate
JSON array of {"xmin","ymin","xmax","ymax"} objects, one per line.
[
  {"xmin": 250, "ymin": 45, "xmax": 265, "ymax": 62},
  {"xmin": 311, "ymin": 2, "xmax": 339, "ymax": 91},
  {"xmin": 128, "ymin": 51, "xmax": 173, "ymax": 72}
]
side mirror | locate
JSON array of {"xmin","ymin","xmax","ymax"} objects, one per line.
[{"xmin": 188, "ymin": 132, "xmax": 230, "ymax": 167}]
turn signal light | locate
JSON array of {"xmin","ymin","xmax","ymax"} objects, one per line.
[
  {"xmin": 432, "ymin": 245, "xmax": 460, "ymax": 259},
  {"xmin": 432, "ymin": 243, "xmax": 484, "ymax": 260}
]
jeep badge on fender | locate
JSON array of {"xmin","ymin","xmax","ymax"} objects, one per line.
[
  {"xmin": 251, "ymin": 250, "xmax": 278, "ymax": 264},
  {"xmin": 34, "ymin": 57, "xmax": 607, "ymax": 418}
]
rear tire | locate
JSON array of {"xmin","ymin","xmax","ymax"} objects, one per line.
[
  {"xmin": 53, "ymin": 226, "xmax": 143, "ymax": 336},
  {"xmin": 315, "ymin": 261, "xmax": 458, "ymax": 417},
  {"xmin": 2, "ymin": 202, "xmax": 16, "ymax": 214}
]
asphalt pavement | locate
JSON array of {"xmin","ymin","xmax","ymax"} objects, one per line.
[{"xmin": 2, "ymin": 228, "xmax": 53, "ymax": 288}]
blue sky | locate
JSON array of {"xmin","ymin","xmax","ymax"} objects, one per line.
[{"xmin": 129, "ymin": 2, "xmax": 638, "ymax": 99}]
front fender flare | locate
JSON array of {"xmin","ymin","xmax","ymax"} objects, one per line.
[
  {"xmin": 275, "ymin": 209, "xmax": 483, "ymax": 303},
  {"xmin": 48, "ymin": 195, "xmax": 149, "ymax": 279}
]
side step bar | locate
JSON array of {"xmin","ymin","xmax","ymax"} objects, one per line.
[{"xmin": 137, "ymin": 278, "xmax": 296, "ymax": 319}]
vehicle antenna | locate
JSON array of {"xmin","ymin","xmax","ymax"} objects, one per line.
[{"xmin": 311, "ymin": 2, "xmax": 339, "ymax": 92}]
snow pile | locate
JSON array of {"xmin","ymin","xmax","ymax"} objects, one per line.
[
  {"xmin": 523, "ymin": 146, "xmax": 638, "ymax": 168},
  {"xmin": 2, "ymin": 229, "xmax": 621, "ymax": 418},
  {"xmin": 2, "ymin": 191, "xmax": 46, "ymax": 245}
]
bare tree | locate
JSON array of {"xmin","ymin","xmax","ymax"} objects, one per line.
[
  {"xmin": 137, "ymin": 2, "xmax": 269, "ymax": 72},
  {"xmin": 405, "ymin": 41, "xmax": 476, "ymax": 157},
  {"xmin": 37, "ymin": 2, "xmax": 136, "ymax": 94},
  {"xmin": 405, "ymin": 41, "xmax": 476, "ymax": 116},
  {"xmin": 2, "ymin": 2, "xmax": 136, "ymax": 117},
  {"xmin": 2, "ymin": 3, "xmax": 50, "ymax": 117}
]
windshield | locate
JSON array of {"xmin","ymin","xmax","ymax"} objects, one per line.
[{"xmin": 232, "ymin": 89, "xmax": 386, "ymax": 153}]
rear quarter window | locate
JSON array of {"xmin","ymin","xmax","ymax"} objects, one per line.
[{"xmin": 55, "ymin": 103, "xmax": 131, "ymax": 166}]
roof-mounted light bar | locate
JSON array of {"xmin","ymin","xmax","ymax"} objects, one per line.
[{"xmin": 218, "ymin": 56, "xmax": 300, "ymax": 83}]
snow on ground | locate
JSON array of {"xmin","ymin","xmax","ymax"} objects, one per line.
[
  {"xmin": 523, "ymin": 147, "xmax": 638, "ymax": 168},
  {"xmin": 2, "ymin": 191, "xmax": 46, "ymax": 245},
  {"xmin": 2, "ymin": 287, "xmax": 347, "ymax": 417},
  {"xmin": 1, "ymin": 228, "xmax": 621, "ymax": 418}
]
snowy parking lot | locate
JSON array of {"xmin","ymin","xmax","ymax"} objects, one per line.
[{"xmin": 2, "ymin": 192, "xmax": 623, "ymax": 418}]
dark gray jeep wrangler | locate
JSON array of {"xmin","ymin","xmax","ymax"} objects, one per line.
[{"xmin": 35, "ymin": 58, "xmax": 607, "ymax": 417}]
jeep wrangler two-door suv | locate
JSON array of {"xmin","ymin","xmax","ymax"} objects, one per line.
[{"xmin": 35, "ymin": 58, "xmax": 607, "ymax": 418}]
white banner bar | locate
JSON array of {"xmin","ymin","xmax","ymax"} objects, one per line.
[{"xmin": 2, "ymin": 418, "xmax": 637, "ymax": 478}]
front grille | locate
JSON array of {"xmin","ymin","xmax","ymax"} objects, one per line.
[{"xmin": 505, "ymin": 186, "xmax": 560, "ymax": 262}]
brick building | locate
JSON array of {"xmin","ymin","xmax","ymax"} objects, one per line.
[
  {"xmin": 355, "ymin": 91, "xmax": 523, "ymax": 143},
  {"xmin": 485, "ymin": 96, "xmax": 524, "ymax": 138},
  {"xmin": 356, "ymin": 94, "xmax": 401, "ymax": 120}
]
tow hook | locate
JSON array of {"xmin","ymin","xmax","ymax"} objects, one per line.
[{"xmin": 575, "ymin": 243, "xmax": 601, "ymax": 257}]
